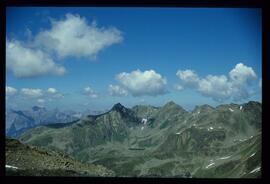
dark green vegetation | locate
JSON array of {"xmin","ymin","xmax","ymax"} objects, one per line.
[
  {"xmin": 14, "ymin": 101, "xmax": 261, "ymax": 177},
  {"xmin": 6, "ymin": 138, "xmax": 114, "ymax": 176}
]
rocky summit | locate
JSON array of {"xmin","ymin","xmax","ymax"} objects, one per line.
[{"xmin": 7, "ymin": 101, "xmax": 261, "ymax": 178}]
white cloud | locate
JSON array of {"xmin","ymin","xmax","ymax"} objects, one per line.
[
  {"xmin": 83, "ymin": 86, "xmax": 98, "ymax": 98},
  {"xmin": 228, "ymin": 63, "xmax": 257, "ymax": 101},
  {"xmin": 116, "ymin": 69, "xmax": 167, "ymax": 97},
  {"xmin": 37, "ymin": 99, "xmax": 45, "ymax": 103},
  {"xmin": 47, "ymin": 88, "xmax": 57, "ymax": 94},
  {"xmin": 174, "ymin": 84, "xmax": 184, "ymax": 91},
  {"xmin": 259, "ymin": 78, "xmax": 262, "ymax": 89},
  {"xmin": 6, "ymin": 86, "xmax": 17, "ymax": 96},
  {"xmin": 108, "ymin": 85, "xmax": 128, "ymax": 97},
  {"xmin": 35, "ymin": 13, "xmax": 123, "ymax": 58},
  {"xmin": 176, "ymin": 63, "xmax": 257, "ymax": 102},
  {"xmin": 198, "ymin": 75, "xmax": 232, "ymax": 102},
  {"xmin": 6, "ymin": 40, "xmax": 66, "ymax": 77},
  {"xmin": 46, "ymin": 88, "xmax": 64, "ymax": 99},
  {"xmin": 7, "ymin": 14, "xmax": 123, "ymax": 78},
  {"xmin": 229, "ymin": 63, "xmax": 257, "ymax": 84},
  {"xmin": 21, "ymin": 88, "xmax": 43, "ymax": 98},
  {"xmin": 176, "ymin": 69, "xmax": 199, "ymax": 88}
]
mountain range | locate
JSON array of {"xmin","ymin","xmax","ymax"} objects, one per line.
[
  {"xmin": 6, "ymin": 106, "xmax": 108, "ymax": 138},
  {"xmin": 7, "ymin": 101, "xmax": 261, "ymax": 178}
]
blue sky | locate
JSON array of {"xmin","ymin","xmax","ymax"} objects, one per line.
[{"xmin": 6, "ymin": 7, "xmax": 262, "ymax": 111}]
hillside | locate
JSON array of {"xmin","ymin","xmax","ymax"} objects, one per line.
[
  {"xmin": 18, "ymin": 101, "xmax": 261, "ymax": 177},
  {"xmin": 6, "ymin": 138, "xmax": 114, "ymax": 176}
]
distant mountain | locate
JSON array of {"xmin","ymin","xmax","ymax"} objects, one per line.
[
  {"xmin": 18, "ymin": 101, "xmax": 261, "ymax": 178},
  {"xmin": 6, "ymin": 106, "xmax": 80, "ymax": 137},
  {"xmin": 5, "ymin": 138, "xmax": 114, "ymax": 176},
  {"xmin": 132, "ymin": 104, "xmax": 159, "ymax": 118}
]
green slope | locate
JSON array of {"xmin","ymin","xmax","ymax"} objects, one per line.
[{"xmin": 18, "ymin": 101, "xmax": 261, "ymax": 178}]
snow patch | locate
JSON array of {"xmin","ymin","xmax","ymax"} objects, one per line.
[
  {"xmin": 240, "ymin": 106, "xmax": 243, "ymax": 110},
  {"xmin": 239, "ymin": 138, "xmax": 248, "ymax": 142},
  {"xmin": 249, "ymin": 152, "xmax": 256, "ymax": 158},
  {"xmin": 141, "ymin": 126, "xmax": 144, "ymax": 130},
  {"xmin": 6, "ymin": 165, "xmax": 18, "ymax": 169},
  {"xmin": 250, "ymin": 166, "xmax": 261, "ymax": 174},
  {"xmin": 205, "ymin": 162, "xmax": 215, "ymax": 169},
  {"xmin": 197, "ymin": 111, "xmax": 200, "ymax": 114},
  {"xmin": 141, "ymin": 118, "xmax": 147, "ymax": 124},
  {"xmin": 176, "ymin": 132, "xmax": 181, "ymax": 135},
  {"xmin": 229, "ymin": 108, "xmax": 234, "ymax": 112},
  {"xmin": 217, "ymin": 155, "xmax": 231, "ymax": 160},
  {"xmin": 207, "ymin": 127, "xmax": 214, "ymax": 131}
]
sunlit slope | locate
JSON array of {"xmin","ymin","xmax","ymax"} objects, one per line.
[{"xmin": 6, "ymin": 138, "xmax": 114, "ymax": 176}]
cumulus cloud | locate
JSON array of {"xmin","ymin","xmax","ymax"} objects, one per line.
[
  {"xmin": 198, "ymin": 75, "xmax": 232, "ymax": 101},
  {"xmin": 35, "ymin": 13, "xmax": 123, "ymax": 58},
  {"xmin": 6, "ymin": 40, "xmax": 66, "ymax": 77},
  {"xmin": 46, "ymin": 88, "xmax": 64, "ymax": 99},
  {"xmin": 108, "ymin": 84, "xmax": 128, "ymax": 97},
  {"xmin": 6, "ymin": 13, "xmax": 123, "ymax": 78},
  {"xmin": 176, "ymin": 69, "xmax": 199, "ymax": 88},
  {"xmin": 37, "ymin": 99, "xmax": 45, "ymax": 103},
  {"xmin": 174, "ymin": 84, "xmax": 184, "ymax": 91},
  {"xmin": 83, "ymin": 86, "xmax": 99, "ymax": 98},
  {"xmin": 47, "ymin": 88, "xmax": 57, "ymax": 94},
  {"xmin": 229, "ymin": 63, "xmax": 257, "ymax": 84},
  {"xmin": 176, "ymin": 63, "xmax": 257, "ymax": 102},
  {"xmin": 21, "ymin": 88, "xmax": 43, "ymax": 98},
  {"xmin": 116, "ymin": 69, "xmax": 167, "ymax": 97},
  {"xmin": 6, "ymin": 86, "xmax": 17, "ymax": 96}
]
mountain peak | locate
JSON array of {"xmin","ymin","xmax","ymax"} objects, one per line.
[
  {"xmin": 243, "ymin": 101, "xmax": 261, "ymax": 111},
  {"xmin": 162, "ymin": 101, "xmax": 187, "ymax": 114},
  {"xmin": 193, "ymin": 104, "xmax": 214, "ymax": 113},
  {"xmin": 164, "ymin": 101, "xmax": 178, "ymax": 107},
  {"xmin": 245, "ymin": 101, "xmax": 261, "ymax": 106},
  {"xmin": 111, "ymin": 103, "xmax": 126, "ymax": 112}
]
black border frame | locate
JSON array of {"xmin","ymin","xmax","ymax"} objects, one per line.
[{"xmin": 1, "ymin": 0, "xmax": 268, "ymax": 184}]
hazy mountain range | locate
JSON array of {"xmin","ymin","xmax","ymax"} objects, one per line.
[
  {"xmin": 6, "ymin": 106, "xmax": 107, "ymax": 137},
  {"xmin": 6, "ymin": 101, "xmax": 261, "ymax": 178}
]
